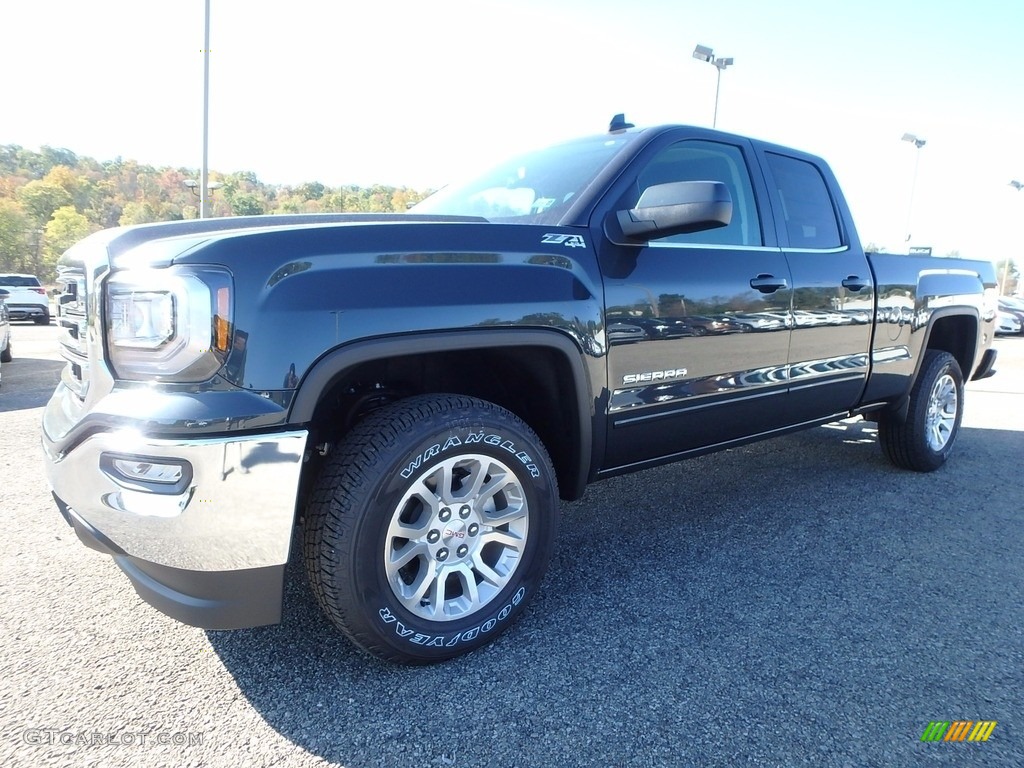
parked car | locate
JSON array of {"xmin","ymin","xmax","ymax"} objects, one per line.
[
  {"xmin": 0, "ymin": 273, "xmax": 49, "ymax": 324},
  {"xmin": 727, "ymin": 312, "xmax": 786, "ymax": 331},
  {"xmin": 998, "ymin": 297, "xmax": 1024, "ymax": 333},
  {"xmin": 996, "ymin": 310, "xmax": 1022, "ymax": 335},
  {"xmin": 606, "ymin": 322, "xmax": 647, "ymax": 344},
  {"xmin": 682, "ymin": 314, "xmax": 749, "ymax": 334},
  {"xmin": 0, "ymin": 290, "xmax": 11, "ymax": 385}
]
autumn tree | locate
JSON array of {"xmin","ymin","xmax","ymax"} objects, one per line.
[
  {"xmin": 44, "ymin": 206, "xmax": 91, "ymax": 275},
  {"xmin": 298, "ymin": 181, "xmax": 325, "ymax": 200},
  {"xmin": 0, "ymin": 199, "xmax": 32, "ymax": 272},
  {"xmin": 230, "ymin": 193, "xmax": 264, "ymax": 216},
  {"xmin": 0, "ymin": 143, "xmax": 433, "ymax": 268},
  {"xmin": 119, "ymin": 202, "xmax": 158, "ymax": 227},
  {"xmin": 17, "ymin": 180, "xmax": 73, "ymax": 225},
  {"xmin": 995, "ymin": 258, "xmax": 1019, "ymax": 295}
]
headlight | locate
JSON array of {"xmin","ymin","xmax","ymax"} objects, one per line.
[{"xmin": 105, "ymin": 267, "xmax": 232, "ymax": 381}]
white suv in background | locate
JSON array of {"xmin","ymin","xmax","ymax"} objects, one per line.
[{"xmin": 0, "ymin": 273, "xmax": 50, "ymax": 325}]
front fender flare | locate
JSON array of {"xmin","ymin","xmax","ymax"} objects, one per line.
[{"xmin": 288, "ymin": 329, "xmax": 597, "ymax": 500}]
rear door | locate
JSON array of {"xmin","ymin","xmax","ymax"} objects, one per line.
[
  {"xmin": 592, "ymin": 133, "xmax": 794, "ymax": 471},
  {"xmin": 757, "ymin": 150, "xmax": 874, "ymax": 424}
]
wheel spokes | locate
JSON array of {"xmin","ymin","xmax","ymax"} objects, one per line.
[
  {"xmin": 925, "ymin": 373, "xmax": 958, "ymax": 451},
  {"xmin": 384, "ymin": 453, "xmax": 530, "ymax": 622}
]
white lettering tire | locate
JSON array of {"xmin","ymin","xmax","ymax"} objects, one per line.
[{"xmin": 303, "ymin": 394, "xmax": 559, "ymax": 664}]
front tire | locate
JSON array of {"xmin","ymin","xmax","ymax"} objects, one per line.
[
  {"xmin": 303, "ymin": 394, "xmax": 559, "ymax": 664},
  {"xmin": 878, "ymin": 350, "xmax": 964, "ymax": 472},
  {"xmin": 0, "ymin": 343, "xmax": 10, "ymax": 363}
]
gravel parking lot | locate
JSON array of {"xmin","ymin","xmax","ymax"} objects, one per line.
[{"xmin": 1, "ymin": 322, "xmax": 1021, "ymax": 767}]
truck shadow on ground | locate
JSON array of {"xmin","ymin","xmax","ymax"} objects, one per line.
[{"xmin": 206, "ymin": 420, "xmax": 1022, "ymax": 766}]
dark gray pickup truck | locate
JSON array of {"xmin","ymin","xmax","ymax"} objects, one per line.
[{"xmin": 43, "ymin": 120, "xmax": 998, "ymax": 663}]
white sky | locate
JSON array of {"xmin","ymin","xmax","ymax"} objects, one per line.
[{"xmin": 3, "ymin": 0, "xmax": 1023, "ymax": 260}]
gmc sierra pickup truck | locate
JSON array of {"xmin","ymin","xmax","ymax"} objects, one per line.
[{"xmin": 43, "ymin": 120, "xmax": 998, "ymax": 664}]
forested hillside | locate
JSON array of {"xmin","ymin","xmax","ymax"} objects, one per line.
[{"xmin": 0, "ymin": 144, "xmax": 430, "ymax": 280}]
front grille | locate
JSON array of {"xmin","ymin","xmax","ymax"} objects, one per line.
[{"xmin": 57, "ymin": 274, "xmax": 90, "ymax": 399}]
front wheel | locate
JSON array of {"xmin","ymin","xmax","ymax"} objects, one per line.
[
  {"xmin": 878, "ymin": 350, "xmax": 964, "ymax": 472},
  {"xmin": 303, "ymin": 394, "xmax": 559, "ymax": 664}
]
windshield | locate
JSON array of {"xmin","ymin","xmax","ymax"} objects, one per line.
[{"xmin": 411, "ymin": 132, "xmax": 637, "ymax": 224}]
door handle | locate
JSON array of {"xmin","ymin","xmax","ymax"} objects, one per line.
[
  {"xmin": 749, "ymin": 274, "xmax": 788, "ymax": 293},
  {"xmin": 842, "ymin": 276, "xmax": 869, "ymax": 291}
]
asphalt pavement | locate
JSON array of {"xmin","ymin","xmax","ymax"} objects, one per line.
[{"xmin": 1, "ymin": 321, "xmax": 1021, "ymax": 767}]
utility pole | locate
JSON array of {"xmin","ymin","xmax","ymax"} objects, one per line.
[
  {"xmin": 201, "ymin": 0, "xmax": 212, "ymax": 218},
  {"xmin": 1003, "ymin": 180, "xmax": 1023, "ymax": 294}
]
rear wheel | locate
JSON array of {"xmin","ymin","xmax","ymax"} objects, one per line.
[
  {"xmin": 33, "ymin": 312, "xmax": 49, "ymax": 325},
  {"xmin": 303, "ymin": 394, "xmax": 559, "ymax": 664},
  {"xmin": 878, "ymin": 350, "xmax": 963, "ymax": 472}
]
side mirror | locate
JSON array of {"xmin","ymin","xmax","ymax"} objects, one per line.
[{"xmin": 607, "ymin": 180, "xmax": 732, "ymax": 245}]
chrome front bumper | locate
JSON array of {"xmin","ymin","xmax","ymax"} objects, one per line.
[{"xmin": 43, "ymin": 426, "xmax": 308, "ymax": 573}]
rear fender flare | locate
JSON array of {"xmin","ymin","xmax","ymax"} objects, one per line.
[{"xmin": 888, "ymin": 306, "xmax": 980, "ymax": 421}]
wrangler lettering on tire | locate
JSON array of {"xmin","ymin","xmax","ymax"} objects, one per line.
[{"xmin": 303, "ymin": 394, "xmax": 559, "ymax": 664}]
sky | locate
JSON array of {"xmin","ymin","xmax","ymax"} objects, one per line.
[{"xmin": 3, "ymin": 0, "xmax": 1023, "ymax": 261}]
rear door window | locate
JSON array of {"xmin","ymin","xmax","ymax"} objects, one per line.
[{"xmin": 763, "ymin": 153, "xmax": 842, "ymax": 249}]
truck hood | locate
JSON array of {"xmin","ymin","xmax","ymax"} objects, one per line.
[{"xmin": 59, "ymin": 213, "xmax": 488, "ymax": 272}]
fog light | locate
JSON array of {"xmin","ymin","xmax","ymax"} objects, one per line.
[
  {"xmin": 101, "ymin": 453, "xmax": 192, "ymax": 494},
  {"xmin": 111, "ymin": 459, "xmax": 184, "ymax": 484}
]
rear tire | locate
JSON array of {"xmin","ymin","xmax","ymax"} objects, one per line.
[
  {"xmin": 878, "ymin": 350, "xmax": 963, "ymax": 472},
  {"xmin": 303, "ymin": 394, "xmax": 559, "ymax": 664},
  {"xmin": 33, "ymin": 312, "xmax": 50, "ymax": 325}
]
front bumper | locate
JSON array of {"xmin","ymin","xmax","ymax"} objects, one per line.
[{"xmin": 43, "ymin": 408, "xmax": 308, "ymax": 628}]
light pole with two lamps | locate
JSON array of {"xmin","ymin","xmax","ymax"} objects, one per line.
[
  {"xmin": 692, "ymin": 44, "xmax": 734, "ymax": 129},
  {"xmin": 183, "ymin": 179, "xmax": 223, "ymax": 216}
]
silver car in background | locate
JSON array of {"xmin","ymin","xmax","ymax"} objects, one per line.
[{"xmin": 0, "ymin": 289, "xmax": 12, "ymax": 385}]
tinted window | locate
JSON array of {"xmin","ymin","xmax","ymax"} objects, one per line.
[
  {"xmin": 629, "ymin": 140, "xmax": 762, "ymax": 246},
  {"xmin": 765, "ymin": 153, "xmax": 841, "ymax": 249},
  {"xmin": 0, "ymin": 275, "xmax": 42, "ymax": 287}
]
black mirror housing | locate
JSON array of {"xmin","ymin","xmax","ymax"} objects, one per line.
[{"xmin": 609, "ymin": 180, "xmax": 732, "ymax": 245}]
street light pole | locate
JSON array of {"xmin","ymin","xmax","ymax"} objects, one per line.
[
  {"xmin": 693, "ymin": 45, "xmax": 734, "ymax": 128},
  {"xmin": 200, "ymin": 0, "xmax": 211, "ymax": 219},
  {"xmin": 1003, "ymin": 180, "xmax": 1023, "ymax": 295},
  {"xmin": 901, "ymin": 133, "xmax": 926, "ymax": 242}
]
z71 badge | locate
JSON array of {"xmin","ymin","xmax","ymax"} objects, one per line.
[{"xmin": 542, "ymin": 233, "xmax": 587, "ymax": 248}]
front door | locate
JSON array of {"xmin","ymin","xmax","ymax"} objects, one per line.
[{"xmin": 595, "ymin": 136, "xmax": 795, "ymax": 471}]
